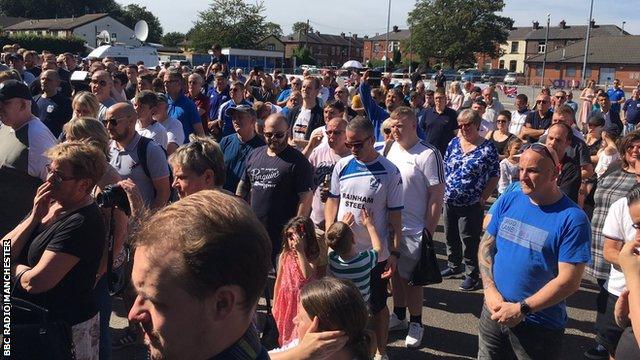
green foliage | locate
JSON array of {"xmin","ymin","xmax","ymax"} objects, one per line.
[
  {"xmin": 265, "ymin": 22, "xmax": 283, "ymax": 37},
  {"xmin": 189, "ymin": 0, "xmax": 271, "ymax": 52},
  {"xmin": 291, "ymin": 21, "xmax": 313, "ymax": 35},
  {"xmin": 161, "ymin": 32, "xmax": 186, "ymax": 47},
  {"xmin": 0, "ymin": 0, "xmax": 120, "ymax": 19},
  {"xmin": 392, "ymin": 49, "xmax": 402, "ymax": 65},
  {"xmin": 111, "ymin": 4, "xmax": 163, "ymax": 43},
  {"xmin": 0, "ymin": 34, "xmax": 85, "ymax": 54},
  {"xmin": 408, "ymin": 0, "xmax": 513, "ymax": 69},
  {"xmin": 292, "ymin": 46, "xmax": 315, "ymax": 65}
]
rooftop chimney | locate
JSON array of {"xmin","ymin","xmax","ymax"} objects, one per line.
[
  {"xmin": 341, "ymin": 32, "xmax": 345, "ymax": 38},
  {"xmin": 352, "ymin": 33, "xmax": 358, "ymax": 39},
  {"xmin": 392, "ymin": 25, "xmax": 399, "ymax": 32},
  {"xmin": 590, "ymin": 19, "xmax": 596, "ymax": 28},
  {"xmin": 559, "ymin": 20, "xmax": 567, "ymax": 29},
  {"xmin": 364, "ymin": 35, "xmax": 369, "ymax": 40},
  {"xmin": 533, "ymin": 21, "xmax": 540, "ymax": 30}
]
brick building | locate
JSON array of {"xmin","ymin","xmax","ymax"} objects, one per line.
[
  {"xmin": 362, "ymin": 26, "xmax": 412, "ymax": 64},
  {"xmin": 525, "ymin": 35, "xmax": 640, "ymax": 89},
  {"xmin": 280, "ymin": 31, "xmax": 364, "ymax": 67}
]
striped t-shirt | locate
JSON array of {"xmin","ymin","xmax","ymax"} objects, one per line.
[{"xmin": 328, "ymin": 249, "xmax": 378, "ymax": 301}]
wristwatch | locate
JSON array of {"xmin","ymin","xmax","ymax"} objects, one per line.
[
  {"xmin": 519, "ymin": 300, "xmax": 532, "ymax": 316},
  {"xmin": 390, "ymin": 250, "xmax": 401, "ymax": 259}
]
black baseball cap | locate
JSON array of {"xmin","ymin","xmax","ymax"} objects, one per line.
[
  {"xmin": 6, "ymin": 53, "xmax": 22, "ymax": 62},
  {"xmin": 0, "ymin": 80, "xmax": 32, "ymax": 102},
  {"xmin": 226, "ymin": 104, "xmax": 256, "ymax": 118}
]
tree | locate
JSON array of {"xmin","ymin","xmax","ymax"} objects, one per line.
[
  {"xmin": 0, "ymin": 0, "xmax": 120, "ymax": 19},
  {"xmin": 112, "ymin": 4, "xmax": 163, "ymax": 43},
  {"xmin": 407, "ymin": 0, "xmax": 513, "ymax": 69},
  {"xmin": 291, "ymin": 21, "xmax": 313, "ymax": 35},
  {"xmin": 292, "ymin": 46, "xmax": 315, "ymax": 65},
  {"xmin": 162, "ymin": 32, "xmax": 186, "ymax": 47},
  {"xmin": 265, "ymin": 22, "xmax": 283, "ymax": 37},
  {"xmin": 189, "ymin": 0, "xmax": 270, "ymax": 52}
]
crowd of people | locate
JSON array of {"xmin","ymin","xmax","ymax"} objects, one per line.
[{"xmin": 2, "ymin": 40, "xmax": 640, "ymax": 360}]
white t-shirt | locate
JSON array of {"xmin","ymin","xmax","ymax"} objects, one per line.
[
  {"xmin": 308, "ymin": 144, "xmax": 345, "ymax": 224},
  {"xmin": 158, "ymin": 116, "xmax": 185, "ymax": 146},
  {"xmin": 136, "ymin": 121, "xmax": 168, "ymax": 150},
  {"xmin": 292, "ymin": 109, "xmax": 312, "ymax": 140},
  {"xmin": 24, "ymin": 117, "xmax": 57, "ymax": 180},
  {"xmin": 385, "ymin": 141, "xmax": 444, "ymax": 235},
  {"xmin": 602, "ymin": 197, "xmax": 639, "ymax": 296},
  {"xmin": 329, "ymin": 155, "xmax": 404, "ymax": 261},
  {"xmin": 309, "ymin": 126, "xmax": 328, "ymax": 145},
  {"xmin": 510, "ymin": 109, "xmax": 529, "ymax": 136}
]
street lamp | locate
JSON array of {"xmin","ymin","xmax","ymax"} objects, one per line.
[
  {"xmin": 540, "ymin": 14, "xmax": 550, "ymax": 87},
  {"xmin": 384, "ymin": 0, "xmax": 391, "ymax": 71},
  {"xmin": 581, "ymin": 0, "xmax": 594, "ymax": 86}
]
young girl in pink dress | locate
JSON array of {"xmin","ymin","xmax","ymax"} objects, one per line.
[{"xmin": 272, "ymin": 216, "xmax": 320, "ymax": 346}]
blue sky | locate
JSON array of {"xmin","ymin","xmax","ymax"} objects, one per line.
[{"xmin": 117, "ymin": 0, "xmax": 638, "ymax": 36}]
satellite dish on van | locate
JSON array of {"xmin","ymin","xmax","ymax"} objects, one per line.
[
  {"xmin": 97, "ymin": 30, "xmax": 111, "ymax": 46},
  {"xmin": 134, "ymin": 20, "xmax": 149, "ymax": 43}
]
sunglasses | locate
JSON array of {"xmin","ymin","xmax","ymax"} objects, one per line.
[
  {"xmin": 458, "ymin": 122, "xmax": 474, "ymax": 129},
  {"xmin": 527, "ymin": 143, "xmax": 557, "ymax": 167},
  {"xmin": 263, "ymin": 131, "xmax": 287, "ymax": 139},
  {"xmin": 345, "ymin": 136, "xmax": 371, "ymax": 150},
  {"xmin": 102, "ymin": 116, "xmax": 127, "ymax": 127},
  {"xmin": 496, "ymin": 120, "xmax": 508, "ymax": 124},
  {"xmin": 555, "ymin": 96, "xmax": 566, "ymax": 99},
  {"xmin": 633, "ymin": 223, "xmax": 640, "ymax": 230},
  {"xmin": 536, "ymin": 100, "xmax": 549, "ymax": 104},
  {"xmin": 91, "ymin": 79, "xmax": 108, "ymax": 86},
  {"xmin": 383, "ymin": 128, "xmax": 392, "ymax": 135},
  {"xmin": 45, "ymin": 164, "xmax": 76, "ymax": 184}
]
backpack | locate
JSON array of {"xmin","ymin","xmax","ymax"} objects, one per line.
[{"xmin": 136, "ymin": 136, "xmax": 178, "ymax": 202}]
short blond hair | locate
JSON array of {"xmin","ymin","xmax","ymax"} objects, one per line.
[
  {"xmin": 45, "ymin": 141, "xmax": 106, "ymax": 189},
  {"xmin": 63, "ymin": 117, "xmax": 110, "ymax": 159},
  {"xmin": 168, "ymin": 135, "xmax": 226, "ymax": 187},
  {"xmin": 72, "ymin": 91, "xmax": 100, "ymax": 119}
]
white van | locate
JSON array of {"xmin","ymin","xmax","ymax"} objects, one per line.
[{"xmin": 87, "ymin": 45, "xmax": 160, "ymax": 67}]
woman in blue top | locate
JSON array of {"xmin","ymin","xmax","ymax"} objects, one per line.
[{"xmin": 441, "ymin": 109, "xmax": 500, "ymax": 291}]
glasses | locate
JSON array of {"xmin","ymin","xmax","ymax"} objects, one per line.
[
  {"xmin": 45, "ymin": 164, "xmax": 76, "ymax": 183},
  {"xmin": 91, "ymin": 79, "xmax": 107, "ymax": 86},
  {"xmin": 263, "ymin": 131, "xmax": 287, "ymax": 139},
  {"xmin": 326, "ymin": 130, "xmax": 343, "ymax": 136},
  {"xmin": 555, "ymin": 96, "xmax": 566, "ymax": 99},
  {"xmin": 187, "ymin": 141, "xmax": 217, "ymax": 171},
  {"xmin": 102, "ymin": 116, "xmax": 128, "ymax": 127},
  {"xmin": 458, "ymin": 122, "xmax": 474, "ymax": 129},
  {"xmin": 435, "ymin": 97, "xmax": 446, "ymax": 101},
  {"xmin": 345, "ymin": 136, "xmax": 371, "ymax": 150},
  {"xmin": 163, "ymin": 79, "xmax": 179, "ymax": 85},
  {"xmin": 188, "ymin": 81, "xmax": 199, "ymax": 84},
  {"xmin": 536, "ymin": 100, "xmax": 549, "ymax": 104},
  {"xmin": 383, "ymin": 128, "xmax": 392, "ymax": 135},
  {"xmin": 527, "ymin": 143, "xmax": 557, "ymax": 167},
  {"xmin": 633, "ymin": 223, "xmax": 640, "ymax": 230},
  {"xmin": 231, "ymin": 88, "xmax": 241, "ymax": 92}
]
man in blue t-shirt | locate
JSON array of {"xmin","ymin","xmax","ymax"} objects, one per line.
[
  {"xmin": 164, "ymin": 70, "xmax": 205, "ymax": 142},
  {"xmin": 607, "ymin": 79, "xmax": 626, "ymax": 115},
  {"xmin": 622, "ymin": 88, "xmax": 640, "ymax": 134},
  {"xmin": 477, "ymin": 144, "xmax": 591, "ymax": 359}
]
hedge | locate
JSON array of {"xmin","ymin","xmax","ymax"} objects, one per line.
[{"xmin": 0, "ymin": 34, "xmax": 86, "ymax": 55}]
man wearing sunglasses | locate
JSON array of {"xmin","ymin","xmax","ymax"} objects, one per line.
[
  {"xmin": 0, "ymin": 79, "xmax": 56, "ymax": 236},
  {"xmin": 237, "ymin": 113, "xmax": 314, "ymax": 262},
  {"xmin": 91, "ymin": 70, "xmax": 117, "ymax": 122},
  {"xmin": 324, "ymin": 116, "xmax": 404, "ymax": 359},
  {"xmin": 520, "ymin": 94, "xmax": 553, "ymax": 143},
  {"xmin": 478, "ymin": 142, "xmax": 590, "ymax": 359}
]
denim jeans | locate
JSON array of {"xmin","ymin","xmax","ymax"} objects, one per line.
[
  {"xmin": 478, "ymin": 306, "xmax": 564, "ymax": 359},
  {"xmin": 95, "ymin": 275, "xmax": 112, "ymax": 360},
  {"xmin": 443, "ymin": 202, "xmax": 483, "ymax": 279}
]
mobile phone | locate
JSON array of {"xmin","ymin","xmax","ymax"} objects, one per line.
[{"xmin": 367, "ymin": 70, "xmax": 382, "ymax": 88}]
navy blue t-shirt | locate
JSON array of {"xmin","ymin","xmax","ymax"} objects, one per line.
[
  {"xmin": 623, "ymin": 99, "xmax": 640, "ymax": 125},
  {"xmin": 34, "ymin": 93, "xmax": 72, "ymax": 138},
  {"xmin": 487, "ymin": 190, "xmax": 591, "ymax": 329},
  {"xmin": 220, "ymin": 133, "xmax": 265, "ymax": 192},
  {"xmin": 420, "ymin": 107, "xmax": 458, "ymax": 156}
]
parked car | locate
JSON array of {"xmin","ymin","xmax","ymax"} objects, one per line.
[
  {"xmin": 431, "ymin": 69, "xmax": 461, "ymax": 81},
  {"xmin": 481, "ymin": 69, "xmax": 509, "ymax": 83},
  {"xmin": 503, "ymin": 72, "xmax": 525, "ymax": 85},
  {"xmin": 460, "ymin": 70, "xmax": 483, "ymax": 83}
]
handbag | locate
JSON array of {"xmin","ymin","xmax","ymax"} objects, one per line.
[
  {"xmin": 408, "ymin": 228, "xmax": 443, "ymax": 286},
  {"xmin": 257, "ymin": 285, "xmax": 280, "ymax": 350},
  {"xmin": 11, "ymin": 273, "xmax": 76, "ymax": 360}
]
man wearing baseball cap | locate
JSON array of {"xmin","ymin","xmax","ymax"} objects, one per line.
[
  {"xmin": 220, "ymin": 104, "xmax": 265, "ymax": 192},
  {"xmin": 0, "ymin": 79, "xmax": 56, "ymax": 235}
]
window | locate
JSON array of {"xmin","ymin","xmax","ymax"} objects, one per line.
[
  {"xmin": 509, "ymin": 60, "xmax": 517, "ymax": 72},
  {"xmin": 535, "ymin": 65, "xmax": 543, "ymax": 76},
  {"xmin": 499, "ymin": 60, "xmax": 505, "ymax": 69},
  {"xmin": 566, "ymin": 66, "xmax": 576, "ymax": 77},
  {"xmin": 538, "ymin": 41, "xmax": 546, "ymax": 54},
  {"xmin": 373, "ymin": 42, "xmax": 380, "ymax": 53},
  {"xmin": 510, "ymin": 41, "xmax": 519, "ymax": 53},
  {"xmin": 266, "ymin": 44, "xmax": 275, "ymax": 51}
]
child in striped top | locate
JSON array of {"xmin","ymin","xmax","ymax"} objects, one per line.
[{"xmin": 326, "ymin": 208, "xmax": 382, "ymax": 303}]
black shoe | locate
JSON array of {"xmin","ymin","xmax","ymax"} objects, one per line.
[
  {"xmin": 440, "ymin": 266, "xmax": 464, "ymax": 279},
  {"xmin": 584, "ymin": 344, "xmax": 609, "ymax": 360},
  {"xmin": 459, "ymin": 276, "xmax": 481, "ymax": 291}
]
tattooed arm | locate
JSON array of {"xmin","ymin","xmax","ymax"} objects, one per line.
[{"xmin": 478, "ymin": 232, "xmax": 504, "ymax": 314}]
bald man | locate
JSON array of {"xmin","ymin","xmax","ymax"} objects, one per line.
[
  {"xmin": 237, "ymin": 113, "xmax": 314, "ymax": 262},
  {"xmin": 106, "ymin": 103, "xmax": 170, "ymax": 209},
  {"xmin": 33, "ymin": 69, "xmax": 72, "ymax": 137}
]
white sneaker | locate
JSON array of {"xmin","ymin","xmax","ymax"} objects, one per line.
[
  {"xmin": 405, "ymin": 322, "xmax": 424, "ymax": 348},
  {"xmin": 374, "ymin": 354, "xmax": 390, "ymax": 360},
  {"xmin": 388, "ymin": 313, "xmax": 408, "ymax": 331}
]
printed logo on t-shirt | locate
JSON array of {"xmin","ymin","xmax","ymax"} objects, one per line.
[
  {"xmin": 498, "ymin": 217, "xmax": 548, "ymax": 252},
  {"xmin": 249, "ymin": 167, "xmax": 280, "ymax": 188},
  {"xmin": 369, "ymin": 177, "xmax": 381, "ymax": 191},
  {"xmin": 342, "ymin": 192, "xmax": 373, "ymax": 210}
]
